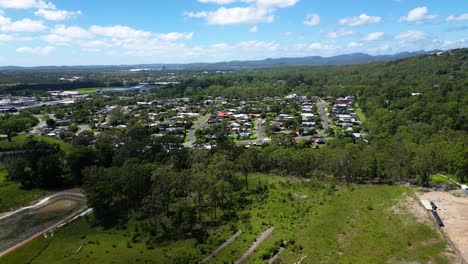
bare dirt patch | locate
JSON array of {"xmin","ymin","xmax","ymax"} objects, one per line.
[
  {"xmin": 392, "ymin": 192, "xmax": 431, "ymax": 226},
  {"xmin": 35, "ymin": 200, "xmax": 78, "ymax": 214},
  {"xmin": 417, "ymin": 190, "xmax": 468, "ymax": 263}
]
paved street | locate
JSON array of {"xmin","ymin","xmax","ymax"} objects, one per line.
[{"xmin": 184, "ymin": 113, "xmax": 211, "ymax": 148}]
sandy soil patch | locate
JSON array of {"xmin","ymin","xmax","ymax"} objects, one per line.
[
  {"xmin": 417, "ymin": 191, "xmax": 468, "ymax": 263},
  {"xmin": 395, "ymin": 193, "xmax": 432, "ymax": 225},
  {"xmin": 35, "ymin": 199, "xmax": 78, "ymax": 214}
]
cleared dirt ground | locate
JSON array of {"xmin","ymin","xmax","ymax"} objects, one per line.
[{"xmin": 418, "ymin": 191, "xmax": 468, "ymax": 263}]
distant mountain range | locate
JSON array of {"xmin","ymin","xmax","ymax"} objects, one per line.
[{"xmin": 0, "ymin": 51, "xmax": 431, "ymax": 71}]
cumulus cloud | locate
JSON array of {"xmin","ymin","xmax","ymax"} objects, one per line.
[
  {"xmin": 1, "ymin": 18, "xmax": 46, "ymax": 32},
  {"xmin": 362, "ymin": 32, "xmax": 385, "ymax": 42},
  {"xmin": 35, "ymin": 8, "xmax": 81, "ymax": 21},
  {"xmin": 157, "ymin": 32, "xmax": 194, "ymax": 41},
  {"xmin": 198, "ymin": 0, "xmax": 238, "ymax": 4},
  {"xmin": 16, "ymin": 45, "xmax": 55, "ymax": 55},
  {"xmin": 0, "ymin": 33, "xmax": 13, "ymax": 41},
  {"xmin": 90, "ymin": 25, "xmax": 152, "ymax": 39},
  {"xmin": 303, "ymin": 14, "xmax": 320, "ymax": 27},
  {"xmin": 394, "ymin": 30, "xmax": 428, "ymax": 41},
  {"xmin": 446, "ymin": 13, "xmax": 468, "ymax": 22},
  {"xmin": 347, "ymin": 42, "xmax": 363, "ymax": 48},
  {"xmin": 42, "ymin": 25, "xmax": 92, "ymax": 44},
  {"xmin": 0, "ymin": 13, "xmax": 10, "ymax": 25},
  {"xmin": 186, "ymin": 0, "xmax": 298, "ymax": 25},
  {"xmin": 339, "ymin": 14, "xmax": 381, "ymax": 26},
  {"xmin": 442, "ymin": 39, "xmax": 468, "ymax": 49},
  {"xmin": 79, "ymin": 40, "xmax": 111, "ymax": 48},
  {"xmin": 400, "ymin": 7, "xmax": 437, "ymax": 22},
  {"xmin": 393, "ymin": 30, "xmax": 437, "ymax": 49},
  {"xmin": 327, "ymin": 29, "xmax": 353, "ymax": 38},
  {"xmin": 0, "ymin": 0, "xmax": 54, "ymax": 9},
  {"xmin": 249, "ymin": 25, "xmax": 258, "ymax": 32},
  {"xmin": 185, "ymin": 7, "xmax": 274, "ymax": 25},
  {"xmin": 254, "ymin": 0, "xmax": 298, "ymax": 9}
]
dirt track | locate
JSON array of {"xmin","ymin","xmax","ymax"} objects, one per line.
[
  {"xmin": 0, "ymin": 191, "xmax": 87, "ymax": 257},
  {"xmin": 235, "ymin": 226, "xmax": 275, "ymax": 264},
  {"xmin": 418, "ymin": 191, "xmax": 468, "ymax": 263}
]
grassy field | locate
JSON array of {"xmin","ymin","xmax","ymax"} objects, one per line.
[
  {"xmin": 0, "ymin": 135, "xmax": 72, "ymax": 153},
  {"xmin": 74, "ymin": 87, "xmax": 104, "ymax": 94},
  {"xmin": 0, "ymin": 163, "xmax": 50, "ymax": 213},
  {"xmin": 1, "ymin": 174, "xmax": 453, "ymax": 263},
  {"xmin": 355, "ymin": 102, "xmax": 367, "ymax": 122},
  {"xmin": 74, "ymin": 87, "xmax": 131, "ymax": 94}
]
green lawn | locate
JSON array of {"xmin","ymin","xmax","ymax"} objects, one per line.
[
  {"xmin": 1, "ymin": 174, "xmax": 452, "ymax": 263},
  {"xmin": 0, "ymin": 163, "xmax": 50, "ymax": 213},
  {"xmin": 74, "ymin": 87, "xmax": 104, "ymax": 94},
  {"xmin": 355, "ymin": 102, "xmax": 367, "ymax": 122},
  {"xmin": 0, "ymin": 135, "xmax": 72, "ymax": 153},
  {"xmin": 431, "ymin": 174, "xmax": 458, "ymax": 186},
  {"xmin": 74, "ymin": 87, "xmax": 131, "ymax": 94}
]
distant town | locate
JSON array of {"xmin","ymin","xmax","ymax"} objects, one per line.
[{"xmin": 0, "ymin": 82, "xmax": 366, "ymax": 149}]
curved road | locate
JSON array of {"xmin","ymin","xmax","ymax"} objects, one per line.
[
  {"xmin": 0, "ymin": 191, "xmax": 87, "ymax": 257},
  {"xmin": 236, "ymin": 119, "xmax": 269, "ymax": 146}
]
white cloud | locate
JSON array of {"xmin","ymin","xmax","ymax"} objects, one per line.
[
  {"xmin": 1, "ymin": 18, "xmax": 45, "ymax": 32},
  {"xmin": 400, "ymin": 7, "xmax": 437, "ymax": 22},
  {"xmin": 362, "ymin": 32, "xmax": 385, "ymax": 42},
  {"xmin": 284, "ymin": 31, "xmax": 292, "ymax": 36},
  {"xmin": 42, "ymin": 25, "xmax": 91, "ymax": 44},
  {"xmin": 16, "ymin": 45, "xmax": 55, "ymax": 55},
  {"xmin": 304, "ymin": 42, "xmax": 339, "ymax": 52},
  {"xmin": 303, "ymin": 14, "xmax": 320, "ymax": 27},
  {"xmin": 327, "ymin": 29, "xmax": 353, "ymax": 38},
  {"xmin": 446, "ymin": 14, "xmax": 468, "ymax": 22},
  {"xmin": 442, "ymin": 39, "xmax": 468, "ymax": 49},
  {"xmin": 339, "ymin": 14, "xmax": 381, "ymax": 26},
  {"xmin": 198, "ymin": 0, "xmax": 238, "ymax": 4},
  {"xmin": 53, "ymin": 25, "xmax": 91, "ymax": 38},
  {"xmin": 249, "ymin": 25, "xmax": 258, "ymax": 32},
  {"xmin": 157, "ymin": 32, "xmax": 194, "ymax": 41},
  {"xmin": 237, "ymin": 40, "xmax": 279, "ymax": 51},
  {"xmin": 90, "ymin": 25, "xmax": 152, "ymax": 39},
  {"xmin": 0, "ymin": 33, "xmax": 13, "ymax": 41},
  {"xmin": 368, "ymin": 44, "xmax": 392, "ymax": 54},
  {"xmin": 185, "ymin": 6, "xmax": 273, "ymax": 25},
  {"xmin": 347, "ymin": 42, "xmax": 363, "ymax": 48},
  {"xmin": 79, "ymin": 40, "xmax": 111, "ymax": 48},
  {"xmin": 254, "ymin": 0, "xmax": 298, "ymax": 9},
  {"xmin": 0, "ymin": 0, "xmax": 54, "ymax": 9},
  {"xmin": 35, "ymin": 8, "xmax": 81, "ymax": 21},
  {"xmin": 394, "ymin": 30, "xmax": 427, "ymax": 41},
  {"xmin": 186, "ymin": 0, "xmax": 298, "ymax": 25},
  {"xmin": 0, "ymin": 13, "xmax": 10, "ymax": 25}
]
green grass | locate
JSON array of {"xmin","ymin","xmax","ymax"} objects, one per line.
[
  {"xmin": 430, "ymin": 174, "xmax": 458, "ymax": 186},
  {"xmin": 0, "ymin": 163, "xmax": 50, "ymax": 213},
  {"xmin": 0, "ymin": 215, "xmax": 201, "ymax": 264},
  {"xmin": 2, "ymin": 174, "xmax": 452, "ymax": 263},
  {"xmin": 74, "ymin": 87, "xmax": 104, "ymax": 94},
  {"xmin": 0, "ymin": 135, "xmax": 71, "ymax": 153},
  {"xmin": 355, "ymin": 102, "xmax": 367, "ymax": 122},
  {"xmin": 74, "ymin": 87, "xmax": 131, "ymax": 94}
]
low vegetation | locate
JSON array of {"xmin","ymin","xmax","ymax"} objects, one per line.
[
  {"xmin": 0, "ymin": 135, "xmax": 72, "ymax": 153},
  {"xmin": 0, "ymin": 163, "xmax": 49, "ymax": 213},
  {"xmin": 1, "ymin": 174, "xmax": 452, "ymax": 263}
]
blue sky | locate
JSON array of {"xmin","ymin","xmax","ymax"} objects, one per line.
[{"xmin": 0, "ymin": 0, "xmax": 466, "ymax": 66}]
